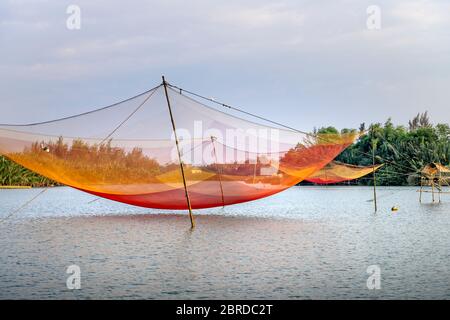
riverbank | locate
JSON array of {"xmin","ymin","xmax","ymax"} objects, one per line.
[{"xmin": 0, "ymin": 185, "xmax": 32, "ymax": 189}]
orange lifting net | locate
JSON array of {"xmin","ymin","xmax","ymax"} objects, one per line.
[
  {"xmin": 305, "ymin": 161, "xmax": 383, "ymax": 184},
  {"xmin": 0, "ymin": 81, "xmax": 356, "ymax": 209}
]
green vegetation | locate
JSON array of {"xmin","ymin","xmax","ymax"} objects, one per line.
[
  {"xmin": 1, "ymin": 112, "xmax": 449, "ymax": 187},
  {"xmin": 0, "ymin": 155, "xmax": 57, "ymax": 187},
  {"xmin": 333, "ymin": 112, "xmax": 450, "ymax": 185}
]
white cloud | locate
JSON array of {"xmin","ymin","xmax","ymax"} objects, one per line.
[
  {"xmin": 0, "ymin": 0, "xmax": 450, "ymax": 129},
  {"xmin": 391, "ymin": 0, "xmax": 450, "ymax": 28}
]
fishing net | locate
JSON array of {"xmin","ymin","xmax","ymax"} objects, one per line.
[
  {"xmin": 305, "ymin": 161, "xmax": 383, "ymax": 184},
  {"xmin": 0, "ymin": 82, "xmax": 356, "ymax": 209}
]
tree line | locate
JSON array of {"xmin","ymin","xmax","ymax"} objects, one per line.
[
  {"xmin": 318, "ymin": 112, "xmax": 450, "ymax": 185},
  {"xmin": 1, "ymin": 112, "xmax": 449, "ymax": 187}
]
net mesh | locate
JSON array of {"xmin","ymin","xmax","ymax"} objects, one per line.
[
  {"xmin": 305, "ymin": 161, "xmax": 383, "ymax": 184},
  {"xmin": 0, "ymin": 83, "xmax": 356, "ymax": 209}
]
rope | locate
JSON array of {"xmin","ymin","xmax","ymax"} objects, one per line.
[
  {"xmin": 98, "ymin": 85, "xmax": 160, "ymax": 145},
  {"xmin": 0, "ymin": 188, "xmax": 48, "ymax": 223},
  {"xmin": 167, "ymin": 83, "xmax": 313, "ymax": 136},
  {"xmin": 365, "ymin": 188, "xmax": 406, "ymax": 202},
  {"xmin": 167, "ymin": 83, "xmax": 368, "ymax": 148},
  {"xmin": 166, "ymin": 82, "xmax": 422, "ymax": 176},
  {"xmin": 0, "ymin": 85, "xmax": 162, "ymax": 127},
  {"xmin": 87, "ymin": 197, "xmax": 101, "ymax": 204},
  {"xmin": 83, "ymin": 86, "xmax": 159, "ymax": 204}
]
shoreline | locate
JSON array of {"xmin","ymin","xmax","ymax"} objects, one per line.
[{"xmin": 0, "ymin": 185, "xmax": 32, "ymax": 189}]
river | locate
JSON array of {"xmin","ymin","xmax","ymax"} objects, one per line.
[{"xmin": 0, "ymin": 186, "xmax": 449, "ymax": 299}]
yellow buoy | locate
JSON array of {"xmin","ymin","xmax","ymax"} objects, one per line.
[{"xmin": 391, "ymin": 206, "xmax": 399, "ymax": 212}]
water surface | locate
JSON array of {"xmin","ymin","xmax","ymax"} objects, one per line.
[{"xmin": 0, "ymin": 186, "xmax": 449, "ymax": 299}]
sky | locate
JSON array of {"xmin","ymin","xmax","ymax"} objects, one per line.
[{"xmin": 1, "ymin": 0, "xmax": 450, "ymax": 132}]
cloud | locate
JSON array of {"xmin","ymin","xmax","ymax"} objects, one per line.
[
  {"xmin": 0, "ymin": 0, "xmax": 450, "ymax": 130},
  {"xmin": 391, "ymin": 0, "xmax": 450, "ymax": 28}
]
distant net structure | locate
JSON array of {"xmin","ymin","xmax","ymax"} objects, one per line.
[
  {"xmin": 0, "ymin": 79, "xmax": 356, "ymax": 217},
  {"xmin": 419, "ymin": 163, "xmax": 450, "ymax": 203},
  {"xmin": 304, "ymin": 161, "xmax": 382, "ymax": 185}
]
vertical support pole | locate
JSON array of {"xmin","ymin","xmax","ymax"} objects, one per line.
[
  {"xmin": 252, "ymin": 159, "xmax": 257, "ymax": 185},
  {"xmin": 419, "ymin": 176, "xmax": 423, "ymax": 203},
  {"xmin": 162, "ymin": 76, "xmax": 195, "ymax": 228},
  {"xmin": 372, "ymin": 139, "xmax": 378, "ymax": 212},
  {"xmin": 439, "ymin": 171, "xmax": 442, "ymax": 203},
  {"xmin": 432, "ymin": 175, "xmax": 435, "ymax": 203},
  {"xmin": 210, "ymin": 136, "xmax": 226, "ymax": 208}
]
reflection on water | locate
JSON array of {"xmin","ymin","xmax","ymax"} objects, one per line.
[{"xmin": 0, "ymin": 186, "xmax": 450, "ymax": 299}]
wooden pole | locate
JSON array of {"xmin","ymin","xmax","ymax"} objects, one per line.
[
  {"xmin": 252, "ymin": 160, "xmax": 257, "ymax": 185},
  {"xmin": 372, "ymin": 139, "xmax": 378, "ymax": 212},
  {"xmin": 162, "ymin": 76, "xmax": 195, "ymax": 228},
  {"xmin": 210, "ymin": 136, "xmax": 226, "ymax": 208},
  {"xmin": 439, "ymin": 171, "xmax": 442, "ymax": 203},
  {"xmin": 419, "ymin": 176, "xmax": 423, "ymax": 203},
  {"xmin": 431, "ymin": 175, "xmax": 435, "ymax": 203}
]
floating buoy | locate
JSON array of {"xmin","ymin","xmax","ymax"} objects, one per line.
[{"xmin": 391, "ymin": 206, "xmax": 399, "ymax": 212}]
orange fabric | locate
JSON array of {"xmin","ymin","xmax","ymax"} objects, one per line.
[
  {"xmin": 0, "ymin": 85, "xmax": 356, "ymax": 209},
  {"xmin": 305, "ymin": 161, "xmax": 383, "ymax": 184}
]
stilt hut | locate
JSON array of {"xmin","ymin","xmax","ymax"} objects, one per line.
[{"xmin": 419, "ymin": 163, "xmax": 450, "ymax": 203}]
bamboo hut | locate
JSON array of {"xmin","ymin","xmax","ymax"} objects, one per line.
[{"xmin": 419, "ymin": 163, "xmax": 450, "ymax": 203}]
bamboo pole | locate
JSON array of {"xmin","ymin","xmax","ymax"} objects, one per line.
[
  {"xmin": 252, "ymin": 160, "xmax": 257, "ymax": 185},
  {"xmin": 431, "ymin": 175, "xmax": 435, "ymax": 203},
  {"xmin": 439, "ymin": 171, "xmax": 442, "ymax": 203},
  {"xmin": 162, "ymin": 76, "xmax": 195, "ymax": 228},
  {"xmin": 210, "ymin": 136, "xmax": 226, "ymax": 208},
  {"xmin": 372, "ymin": 139, "xmax": 378, "ymax": 212},
  {"xmin": 419, "ymin": 176, "xmax": 423, "ymax": 203}
]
